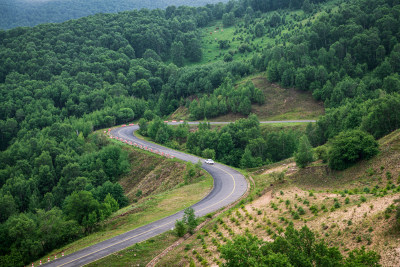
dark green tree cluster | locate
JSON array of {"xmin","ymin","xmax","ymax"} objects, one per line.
[
  {"xmin": 306, "ymin": 93, "xmax": 400, "ymax": 147},
  {"xmin": 189, "ymin": 79, "xmax": 264, "ymax": 120},
  {"xmin": 0, "ymin": 122, "xmax": 129, "ymax": 266},
  {"xmin": 0, "ymin": 0, "xmax": 334, "ymax": 147},
  {"xmin": 221, "ymin": 225, "xmax": 380, "ymax": 266},
  {"xmin": 328, "ymin": 130, "xmax": 379, "ymax": 170},
  {"xmin": 0, "ymin": 0, "xmax": 231, "ymax": 29},
  {"xmin": 140, "ymin": 115, "xmax": 302, "ymax": 168},
  {"xmin": 0, "ymin": 4, "xmax": 257, "ymax": 151}
]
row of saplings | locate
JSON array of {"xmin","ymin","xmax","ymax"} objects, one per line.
[{"xmin": 174, "ymin": 208, "xmax": 381, "ymax": 266}]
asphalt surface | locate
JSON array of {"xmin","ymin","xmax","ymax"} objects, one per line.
[{"xmin": 43, "ymin": 123, "xmax": 249, "ymax": 267}]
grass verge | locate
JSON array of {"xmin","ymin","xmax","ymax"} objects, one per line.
[
  {"xmin": 87, "ymin": 231, "xmax": 178, "ymax": 267},
  {"xmin": 35, "ymin": 144, "xmax": 213, "ymax": 266}
]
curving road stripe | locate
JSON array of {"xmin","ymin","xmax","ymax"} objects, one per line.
[
  {"xmin": 43, "ymin": 124, "xmax": 248, "ymax": 267},
  {"xmin": 43, "ymin": 120, "xmax": 315, "ymax": 266}
]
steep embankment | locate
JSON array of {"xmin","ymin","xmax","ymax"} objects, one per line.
[{"xmin": 119, "ymin": 149, "xmax": 199, "ymax": 202}]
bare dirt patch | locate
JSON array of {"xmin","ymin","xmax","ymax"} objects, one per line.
[
  {"xmin": 249, "ymin": 190, "xmax": 273, "ymax": 209},
  {"xmin": 263, "ymin": 162, "xmax": 297, "ymax": 176}
]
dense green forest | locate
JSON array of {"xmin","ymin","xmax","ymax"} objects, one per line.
[
  {"xmin": 1, "ymin": 0, "xmax": 400, "ymax": 265},
  {"xmin": 0, "ymin": 0, "xmax": 229, "ymax": 29}
]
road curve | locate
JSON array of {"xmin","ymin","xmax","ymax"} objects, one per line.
[
  {"xmin": 43, "ymin": 120, "xmax": 315, "ymax": 266},
  {"xmin": 44, "ymin": 124, "xmax": 248, "ymax": 267}
]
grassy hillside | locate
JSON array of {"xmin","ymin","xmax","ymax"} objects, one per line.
[
  {"xmin": 153, "ymin": 130, "xmax": 400, "ymax": 266},
  {"xmin": 193, "ymin": 20, "xmax": 274, "ymax": 66},
  {"xmin": 170, "ymin": 75, "xmax": 324, "ymax": 121}
]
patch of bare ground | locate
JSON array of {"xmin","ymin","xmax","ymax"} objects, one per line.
[
  {"xmin": 156, "ymin": 187, "xmax": 276, "ymax": 266},
  {"xmin": 262, "ymin": 162, "xmax": 297, "ymax": 176},
  {"xmin": 157, "ymin": 179, "xmax": 399, "ymax": 266}
]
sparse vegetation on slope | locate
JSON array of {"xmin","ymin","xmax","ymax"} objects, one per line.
[{"xmin": 154, "ymin": 130, "xmax": 399, "ymax": 266}]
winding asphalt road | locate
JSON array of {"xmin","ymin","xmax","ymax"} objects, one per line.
[{"xmin": 43, "ymin": 120, "xmax": 314, "ymax": 267}]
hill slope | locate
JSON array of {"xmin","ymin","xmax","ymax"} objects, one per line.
[
  {"xmin": 152, "ymin": 130, "xmax": 400, "ymax": 266},
  {"xmin": 170, "ymin": 75, "xmax": 324, "ymax": 121},
  {"xmin": 0, "ymin": 0, "xmax": 228, "ymax": 29}
]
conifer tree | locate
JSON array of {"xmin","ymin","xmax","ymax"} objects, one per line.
[{"xmin": 295, "ymin": 135, "xmax": 314, "ymax": 168}]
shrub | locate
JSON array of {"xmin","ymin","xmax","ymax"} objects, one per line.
[
  {"xmin": 292, "ymin": 212, "xmax": 300, "ymax": 219},
  {"xmin": 310, "ymin": 205, "xmax": 318, "ymax": 215},
  {"xmin": 328, "ymin": 130, "xmax": 379, "ymax": 170},
  {"xmin": 202, "ymin": 148, "xmax": 216, "ymax": 160},
  {"xmin": 298, "ymin": 207, "xmax": 305, "ymax": 215},
  {"xmin": 175, "ymin": 219, "xmax": 186, "ymax": 237},
  {"xmin": 271, "ymin": 171, "xmax": 285, "ymax": 183}
]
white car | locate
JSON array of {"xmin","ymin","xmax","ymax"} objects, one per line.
[{"xmin": 205, "ymin": 159, "xmax": 214, "ymax": 165}]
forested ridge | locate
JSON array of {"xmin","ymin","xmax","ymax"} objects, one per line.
[
  {"xmin": 0, "ymin": 0, "xmax": 229, "ymax": 29},
  {"xmin": 1, "ymin": 0, "xmax": 400, "ymax": 265}
]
